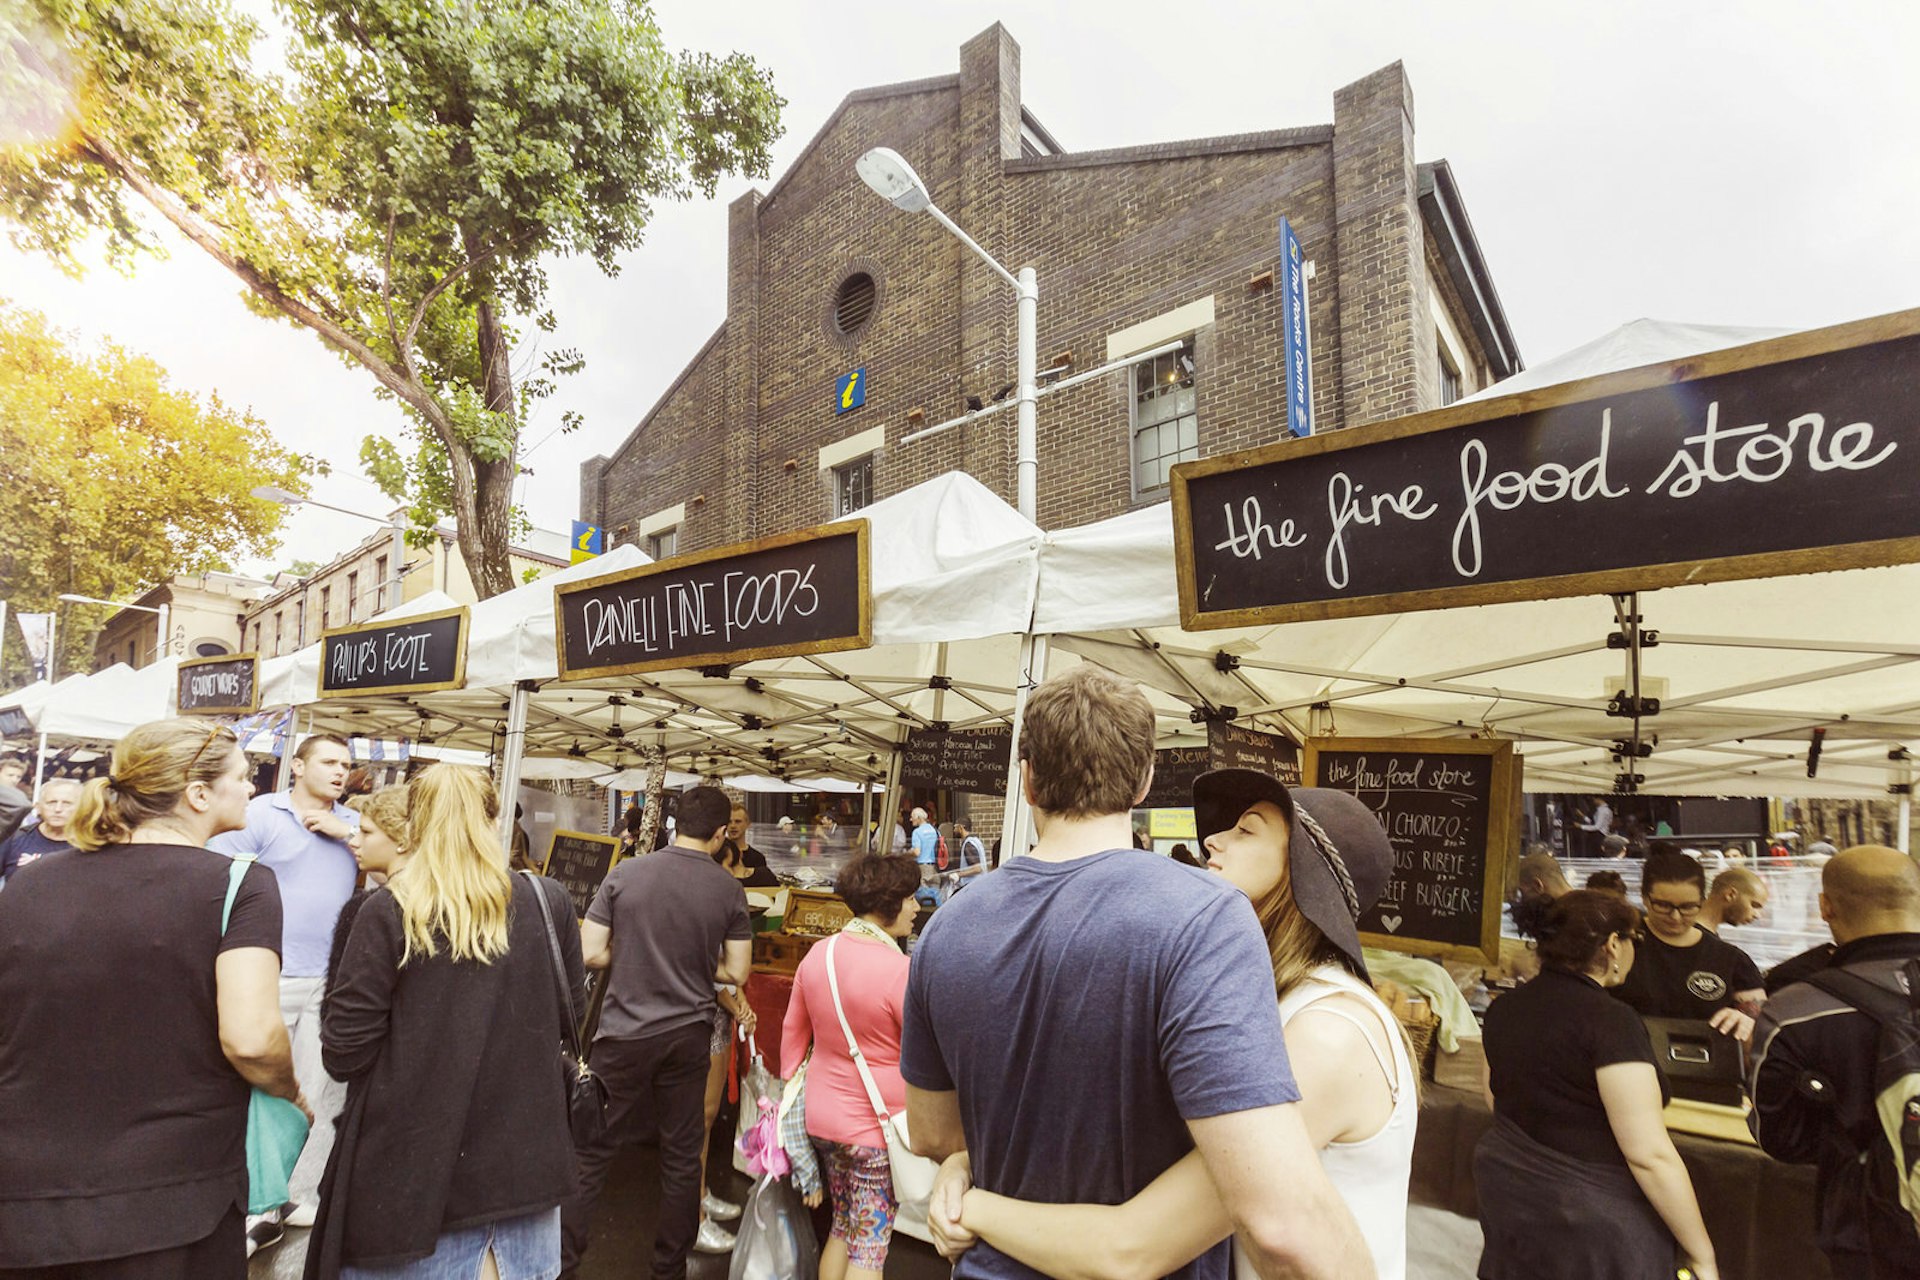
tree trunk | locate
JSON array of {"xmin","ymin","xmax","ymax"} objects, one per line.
[{"xmin": 459, "ymin": 299, "xmax": 519, "ymax": 599}]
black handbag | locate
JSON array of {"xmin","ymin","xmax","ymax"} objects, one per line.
[
  {"xmin": 524, "ymin": 872, "xmax": 610, "ymax": 1145},
  {"xmin": 1642, "ymin": 1016, "xmax": 1745, "ymax": 1107}
]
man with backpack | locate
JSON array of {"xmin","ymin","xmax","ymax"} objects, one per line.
[{"xmin": 1749, "ymin": 844, "xmax": 1920, "ymax": 1277}]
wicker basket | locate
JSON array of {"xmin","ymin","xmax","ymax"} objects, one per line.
[{"xmin": 1401, "ymin": 1008, "xmax": 1441, "ymax": 1080}]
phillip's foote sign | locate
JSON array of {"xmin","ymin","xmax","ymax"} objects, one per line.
[
  {"xmin": 319, "ymin": 607, "xmax": 469, "ymax": 699},
  {"xmin": 1174, "ymin": 309, "xmax": 1920, "ymax": 627},
  {"xmin": 555, "ymin": 521, "xmax": 871, "ymax": 680},
  {"xmin": 177, "ymin": 653, "xmax": 261, "ymax": 715}
]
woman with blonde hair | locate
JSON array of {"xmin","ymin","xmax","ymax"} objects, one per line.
[
  {"xmin": 307, "ymin": 764, "xmax": 582, "ymax": 1280},
  {"xmin": 0, "ymin": 719, "xmax": 299, "ymax": 1278},
  {"xmin": 929, "ymin": 770, "xmax": 1415, "ymax": 1279}
]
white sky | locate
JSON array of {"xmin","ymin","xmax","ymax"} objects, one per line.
[{"xmin": 5, "ymin": 0, "xmax": 1917, "ymax": 578}]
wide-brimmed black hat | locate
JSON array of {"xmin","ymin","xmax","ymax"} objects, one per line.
[{"xmin": 1192, "ymin": 769, "xmax": 1395, "ymax": 981}]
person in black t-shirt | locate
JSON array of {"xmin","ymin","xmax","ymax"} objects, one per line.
[
  {"xmin": 724, "ymin": 802, "xmax": 778, "ymax": 883},
  {"xmin": 0, "ymin": 719, "xmax": 297, "ymax": 1278},
  {"xmin": 1613, "ymin": 850, "xmax": 1763, "ymax": 1041},
  {"xmin": 1478, "ymin": 890, "xmax": 1719, "ymax": 1280}
]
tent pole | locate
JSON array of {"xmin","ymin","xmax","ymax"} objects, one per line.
[
  {"xmin": 495, "ymin": 680, "xmax": 534, "ymax": 855},
  {"xmin": 998, "ymin": 634, "xmax": 1050, "ymax": 861},
  {"xmin": 859, "ymin": 776, "xmax": 875, "ymax": 854},
  {"xmin": 32, "ymin": 730, "xmax": 47, "ymax": 801},
  {"xmin": 878, "ymin": 747, "xmax": 905, "ymax": 852},
  {"xmin": 1901, "ymin": 760, "xmax": 1913, "ymax": 855}
]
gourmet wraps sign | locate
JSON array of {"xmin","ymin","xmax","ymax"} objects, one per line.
[
  {"xmin": 1173, "ymin": 310, "xmax": 1920, "ymax": 627},
  {"xmin": 176, "ymin": 653, "xmax": 260, "ymax": 715},
  {"xmin": 555, "ymin": 521, "xmax": 871, "ymax": 680}
]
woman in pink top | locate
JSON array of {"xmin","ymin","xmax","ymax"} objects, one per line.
[{"xmin": 781, "ymin": 854, "xmax": 922, "ymax": 1280}]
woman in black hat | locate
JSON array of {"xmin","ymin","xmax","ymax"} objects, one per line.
[{"xmin": 924, "ymin": 769, "xmax": 1415, "ymax": 1279}]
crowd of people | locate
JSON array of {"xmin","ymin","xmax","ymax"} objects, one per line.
[{"xmin": 1, "ymin": 665, "xmax": 1919, "ymax": 1280}]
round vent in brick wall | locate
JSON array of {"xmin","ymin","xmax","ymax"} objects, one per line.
[{"xmin": 833, "ymin": 271, "xmax": 877, "ymax": 335}]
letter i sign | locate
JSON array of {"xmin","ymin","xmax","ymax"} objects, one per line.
[{"xmin": 837, "ymin": 369, "xmax": 866, "ymax": 415}]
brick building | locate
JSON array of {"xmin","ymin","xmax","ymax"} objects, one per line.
[{"xmin": 580, "ymin": 23, "xmax": 1520, "ymax": 558}]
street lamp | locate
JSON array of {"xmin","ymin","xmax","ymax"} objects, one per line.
[
  {"xmin": 58, "ymin": 593, "xmax": 170, "ymax": 668},
  {"xmin": 857, "ymin": 148, "xmax": 1039, "ymax": 521},
  {"xmin": 253, "ymin": 485, "xmax": 408, "ymax": 612}
]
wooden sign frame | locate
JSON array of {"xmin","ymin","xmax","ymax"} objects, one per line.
[
  {"xmin": 553, "ymin": 519, "xmax": 873, "ymax": 681},
  {"xmin": 539, "ymin": 828, "xmax": 623, "ymax": 878},
  {"xmin": 317, "ymin": 605, "xmax": 470, "ymax": 700},
  {"xmin": 1172, "ymin": 306, "xmax": 1920, "ymax": 629},
  {"xmin": 1304, "ymin": 736, "xmax": 1518, "ymax": 965},
  {"xmin": 176, "ymin": 652, "xmax": 262, "ymax": 715}
]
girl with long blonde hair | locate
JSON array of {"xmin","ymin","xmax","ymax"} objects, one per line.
[
  {"xmin": 928, "ymin": 770, "xmax": 1417, "ymax": 1279},
  {"xmin": 311, "ymin": 763, "xmax": 582, "ymax": 1280}
]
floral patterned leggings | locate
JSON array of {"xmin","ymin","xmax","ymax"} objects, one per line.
[{"xmin": 814, "ymin": 1140, "xmax": 898, "ymax": 1269}]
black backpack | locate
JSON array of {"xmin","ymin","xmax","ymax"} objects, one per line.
[{"xmin": 1805, "ymin": 959, "xmax": 1920, "ymax": 1242}]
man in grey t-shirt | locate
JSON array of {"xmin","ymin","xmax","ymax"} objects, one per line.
[
  {"xmin": 563, "ymin": 786, "xmax": 751, "ymax": 1279},
  {"xmin": 902, "ymin": 667, "xmax": 1370, "ymax": 1280}
]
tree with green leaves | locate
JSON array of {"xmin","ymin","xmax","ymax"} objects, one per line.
[
  {"xmin": 0, "ymin": 299, "xmax": 309, "ymax": 685},
  {"xmin": 1, "ymin": 0, "xmax": 783, "ymax": 597}
]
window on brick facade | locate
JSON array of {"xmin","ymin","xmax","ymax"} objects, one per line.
[
  {"xmin": 833, "ymin": 272, "xmax": 877, "ymax": 336},
  {"xmin": 252, "ymin": 622, "xmax": 262, "ymax": 652},
  {"xmin": 647, "ymin": 527, "xmax": 679, "ymax": 560},
  {"xmin": 320, "ymin": 586, "xmax": 331, "ymax": 628},
  {"xmin": 274, "ymin": 612, "xmax": 283, "ymax": 655},
  {"xmin": 347, "ymin": 571, "xmax": 360, "ymax": 622},
  {"xmin": 833, "ymin": 455, "xmax": 874, "ymax": 518},
  {"xmin": 1438, "ymin": 344, "xmax": 1462, "ymax": 407},
  {"xmin": 375, "ymin": 555, "xmax": 389, "ymax": 608},
  {"xmin": 1131, "ymin": 339, "xmax": 1199, "ymax": 496}
]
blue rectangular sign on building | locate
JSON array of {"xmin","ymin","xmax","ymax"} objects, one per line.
[
  {"xmin": 570, "ymin": 520, "xmax": 603, "ymax": 565},
  {"xmin": 1279, "ymin": 217, "xmax": 1314, "ymax": 438},
  {"xmin": 836, "ymin": 368, "xmax": 867, "ymax": 415}
]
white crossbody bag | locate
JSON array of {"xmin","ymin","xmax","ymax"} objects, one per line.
[{"xmin": 823, "ymin": 933, "xmax": 940, "ymax": 1212}]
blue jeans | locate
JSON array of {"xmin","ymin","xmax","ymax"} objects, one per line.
[{"xmin": 340, "ymin": 1208, "xmax": 560, "ymax": 1280}]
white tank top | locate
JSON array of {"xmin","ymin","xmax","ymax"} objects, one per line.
[{"xmin": 1234, "ymin": 963, "xmax": 1415, "ymax": 1280}]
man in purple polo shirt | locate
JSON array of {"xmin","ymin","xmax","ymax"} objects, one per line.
[{"xmin": 211, "ymin": 733, "xmax": 356, "ymax": 1243}]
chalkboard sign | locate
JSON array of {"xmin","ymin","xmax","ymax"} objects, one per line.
[
  {"xmin": 176, "ymin": 653, "xmax": 260, "ymax": 715},
  {"xmin": 1174, "ymin": 310, "xmax": 1920, "ymax": 627},
  {"xmin": 555, "ymin": 521, "xmax": 871, "ymax": 680},
  {"xmin": 900, "ymin": 727, "xmax": 1013, "ymax": 793},
  {"xmin": 1305, "ymin": 737, "xmax": 1518, "ymax": 964},
  {"xmin": 0, "ymin": 707, "xmax": 31, "ymax": 739},
  {"xmin": 319, "ymin": 606, "xmax": 468, "ymax": 699},
  {"xmin": 542, "ymin": 829, "xmax": 623, "ymax": 917},
  {"xmin": 1140, "ymin": 724, "xmax": 1301, "ymax": 811}
]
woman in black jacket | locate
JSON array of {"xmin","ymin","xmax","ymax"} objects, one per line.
[{"xmin": 310, "ymin": 764, "xmax": 582, "ymax": 1280}]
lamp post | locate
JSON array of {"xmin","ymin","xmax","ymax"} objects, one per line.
[
  {"xmin": 252, "ymin": 486, "xmax": 408, "ymax": 612},
  {"xmin": 57, "ymin": 593, "xmax": 170, "ymax": 668},
  {"xmin": 856, "ymin": 146, "xmax": 1045, "ymax": 861}
]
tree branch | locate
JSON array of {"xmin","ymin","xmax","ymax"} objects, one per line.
[
  {"xmin": 380, "ymin": 207, "xmax": 414, "ymax": 380},
  {"xmin": 400, "ymin": 230, "xmax": 534, "ymax": 360},
  {"xmin": 77, "ymin": 131, "xmax": 452, "ymax": 437}
]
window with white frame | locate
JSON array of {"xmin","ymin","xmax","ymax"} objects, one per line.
[
  {"xmin": 647, "ymin": 527, "xmax": 679, "ymax": 560},
  {"xmin": 1438, "ymin": 343, "xmax": 1462, "ymax": 407},
  {"xmin": 1131, "ymin": 339, "xmax": 1198, "ymax": 496},
  {"xmin": 833, "ymin": 455, "xmax": 874, "ymax": 517}
]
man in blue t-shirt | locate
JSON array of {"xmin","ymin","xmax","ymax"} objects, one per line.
[
  {"xmin": 910, "ymin": 806, "xmax": 939, "ymax": 885},
  {"xmin": 0, "ymin": 778, "xmax": 79, "ymax": 885},
  {"xmin": 900, "ymin": 667, "xmax": 1369, "ymax": 1280}
]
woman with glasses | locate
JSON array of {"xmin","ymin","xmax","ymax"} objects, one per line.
[
  {"xmin": 1477, "ymin": 889, "xmax": 1720, "ymax": 1280},
  {"xmin": 1613, "ymin": 850, "xmax": 1762, "ymax": 1042},
  {"xmin": 0, "ymin": 719, "xmax": 301, "ymax": 1278}
]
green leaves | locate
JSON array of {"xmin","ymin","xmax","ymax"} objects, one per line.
[{"xmin": 1, "ymin": 0, "xmax": 785, "ymax": 596}]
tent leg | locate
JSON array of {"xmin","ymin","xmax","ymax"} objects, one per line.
[
  {"xmin": 998, "ymin": 634, "xmax": 1050, "ymax": 862},
  {"xmin": 877, "ymin": 748, "xmax": 905, "ymax": 853},
  {"xmin": 273, "ymin": 710, "xmax": 299, "ymax": 793},
  {"xmin": 859, "ymin": 777, "xmax": 874, "ymax": 854},
  {"xmin": 495, "ymin": 680, "xmax": 533, "ymax": 855},
  {"xmin": 32, "ymin": 731, "xmax": 48, "ymax": 801},
  {"xmin": 1901, "ymin": 787, "xmax": 1912, "ymax": 856}
]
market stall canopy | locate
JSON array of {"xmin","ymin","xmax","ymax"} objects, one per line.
[
  {"xmin": 1037, "ymin": 317, "xmax": 1920, "ymax": 799},
  {"xmin": 35, "ymin": 663, "xmax": 166, "ymax": 743}
]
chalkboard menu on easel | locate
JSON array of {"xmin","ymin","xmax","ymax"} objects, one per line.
[
  {"xmin": 177, "ymin": 653, "xmax": 260, "ymax": 715},
  {"xmin": 555, "ymin": 520, "xmax": 871, "ymax": 680},
  {"xmin": 1305, "ymin": 737, "xmax": 1517, "ymax": 963},
  {"xmin": 543, "ymin": 829, "xmax": 623, "ymax": 917},
  {"xmin": 319, "ymin": 606, "xmax": 468, "ymax": 699},
  {"xmin": 901, "ymin": 727, "xmax": 1013, "ymax": 793}
]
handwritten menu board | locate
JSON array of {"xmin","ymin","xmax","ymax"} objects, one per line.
[
  {"xmin": 319, "ymin": 606, "xmax": 468, "ymax": 699},
  {"xmin": 1140, "ymin": 724, "xmax": 1302, "ymax": 811},
  {"xmin": 1173, "ymin": 316, "xmax": 1920, "ymax": 628},
  {"xmin": 1305, "ymin": 737, "xmax": 1518, "ymax": 963},
  {"xmin": 0, "ymin": 706, "xmax": 32, "ymax": 739},
  {"xmin": 543, "ymin": 829, "xmax": 623, "ymax": 917},
  {"xmin": 901, "ymin": 727, "xmax": 1012, "ymax": 793},
  {"xmin": 556, "ymin": 521, "xmax": 870, "ymax": 680},
  {"xmin": 176, "ymin": 654, "xmax": 260, "ymax": 715}
]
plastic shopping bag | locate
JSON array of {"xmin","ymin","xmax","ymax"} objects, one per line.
[
  {"xmin": 732, "ymin": 1033, "xmax": 781, "ymax": 1175},
  {"xmin": 727, "ymin": 1174, "xmax": 820, "ymax": 1280}
]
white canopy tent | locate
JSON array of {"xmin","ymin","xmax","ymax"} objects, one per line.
[{"xmin": 1030, "ymin": 320, "xmax": 1920, "ymax": 805}]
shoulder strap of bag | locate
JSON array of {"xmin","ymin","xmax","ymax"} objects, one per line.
[
  {"xmin": 520, "ymin": 871, "xmax": 586, "ymax": 1062},
  {"xmin": 823, "ymin": 934, "xmax": 896, "ymax": 1127},
  {"xmin": 220, "ymin": 854, "xmax": 256, "ymax": 933},
  {"xmin": 1806, "ymin": 963, "xmax": 1920, "ymax": 1025}
]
